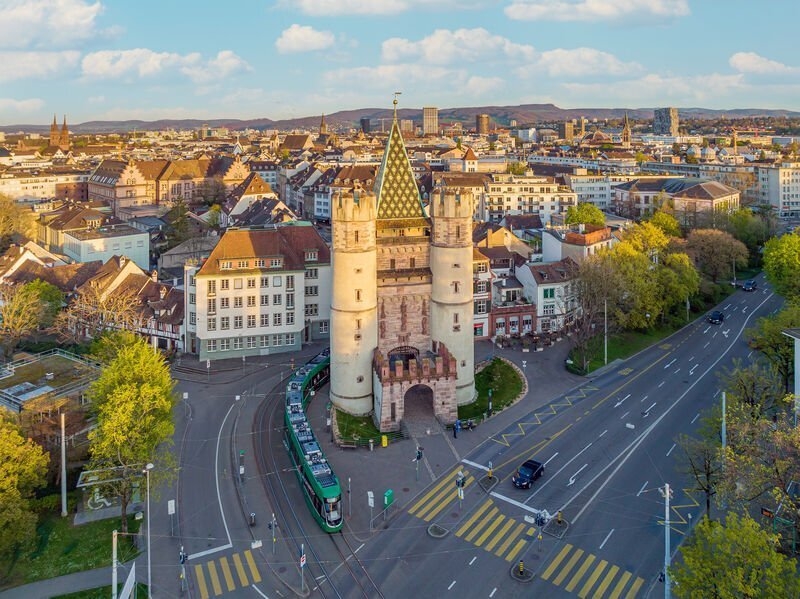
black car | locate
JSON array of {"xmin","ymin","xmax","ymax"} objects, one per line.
[
  {"xmin": 742, "ymin": 279, "xmax": 757, "ymax": 292},
  {"xmin": 512, "ymin": 459, "xmax": 544, "ymax": 489},
  {"xmin": 707, "ymin": 310, "xmax": 724, "ymax": 324}
]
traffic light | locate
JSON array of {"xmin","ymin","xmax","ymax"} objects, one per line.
[
  {"xmin": 179, "ymin": 546, "xmax": 186, "ymax": 564},
  {"xmin": 416, "ymin": 447, "xmax": 423, "ymax": 461}
]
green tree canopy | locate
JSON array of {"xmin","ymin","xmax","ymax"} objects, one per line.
[
  {"xmin": 87, "ymin": 336, "xmax": 176, "ymax": 533},
  {"xmin": 686, "ymin": 228, "xmax": 749, "ymax": 282},
  {"xmin": 0, "ymin": 280, "xmax": 63, "ymax": 357},
  {"xmin": 647, "ymin": 211, "xmax": 681, "ymax": 238},
  {"xmin": 763, "ymin": 233, "xmax": 800, "ymax": 299},
  {"xmin": 0, "ymin": 416, "xmax": 49, "ymax": 564},
  {"xmin": 0, "ymin": 194, "xmax": 35, "ymax": 250},
  {"xmin": 564, "ymin": 203, "xmax": 605, "ymax": 227},
  {"xmin": 506, "ymin": 161, "xmax": 527, "ymax": 176},
  {"xmin": 671, "ymin": 513, "xmax": 800, "ymax": 599},
  {"xmin": 744, "ymin": 303, "xmax": 800, "ymax": 394}
]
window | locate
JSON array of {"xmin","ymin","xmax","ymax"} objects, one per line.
[
  {"xmin": 305, "ymin": 304, "xmax": 319, "ymax": 317},
  {"xmin": 221, "ymin": 316, "xmax": 230, "ymax": 330},
  {"xmin": 234, "ymin": 316, "xmax": 243, "ymax": 329},
  {"xmin": 320, "ymin": 321, "xmax": 329, "ymax": 333},
  {"xmin": 255, "ymin": 259, "xmax": 265, "ymax": 267},
  {"xmin": 305, "ymin": 250, "xmax": 318, "ymax": 261},
  {"xmin": 233, "ymin": 337, "xmax": 243, "ymax": 350},
  {"xmin": 260, "ymin": 314, "xmax": 269, "ymax": 327},
  {"xmin": 221, "ymin": 261, "xmax": 232, "ymax": 270},
  {"xmin": 273, "ymin": 334, "xmax": 283, "ymax": 346},
  {"xmin": 476, "ymin": 281, "xmax": 488, "ymax": 293},
  {"xmin": 286, "ymin": 275, "xmax": 294, "ymax": 290},
  {"xmin": 273, "ymin": 313, "xmax": 282, "ymax": 326},
  {"xmin": 234, "ymin": 297, "xmax": 243, "ymax": 308},
  {"xmin": 247, "ymin": 315, "xmax": 256, "ymax": 328},
  {"xmin": 247, "ymin": 296, "xmax": 256, "ymax": 307},
  {"xmin": 221, "ymin": 297, "xmax": 230, "ymax": 309},
  {"xmin": 261, "ymin": 276, "xmax": 269, "ymax": 288},
  {"xmin": 543, "ymin": 288, "xmax": 555, "ymax": 299},
  {"xmin": 207, "ymin": 298, "xmax": 216, "ymax": 313},
  {"xmin": 247, "ymin": 336, "xmax": 256, "ymax": 348},
  {"xmin": 207, "ymin": 317, "xmax": 217, "ymax": 330},
  {"xmin": 247, "ymin": 278, "xmax": 256, "ymax": 288},
  {"xmin": 261, "ymin": 294, "xmax": 269, "ymax": 306},
  {"xmin": 410, "ymin": 258, "xmax": 416, "ymax": 268},
  {"xmin": 390, "ymin": 258, "xmax": 396, "ymax": 270},
  {"xmin": 456, "ymin": 225, "xmax": 461, "ymax": 238},
  {"xmin": 221, "ymin": 279, "xmax": 230, "ymax": 290},
  {"xmin": 305, "ymin": 268, "xmax": 318, "ymax": 279},
  {"xmin": 453, "ymin": 263, "xmax": 460, "ymax": 269},
  {"xmin": 354, "ymin": 230, "xmax": 359, "ymax": 243},
  {"xmin": 453, "ymin": 281, "xmax": 461, "ymax": 293},
  {"xmin": 273, "ymin": 276, "xmax": 282, "ymax": 287},
  {"xmin": 234, "ymin": 278, "xmax": 243, "ymax": 290},
  {"xmin": 475, "ymin": 299, "xmax": 489, "ymax": 314},
  {"xmin": 286, "ymin": 293, "xmax": 294, "ymax": 309},
  {"xmin": 189, "ymin": 312, "xmax": 196, "ymax": 325},
  {"xmin": 356, "ymin": 318, "xmax": 361, "ymax": 329},
  {"xmin": 453, "ymin": 313, "xmax": 459, "ymax": 324},
  {"xmin": 207, "ymin": 339, "xmax": 217, "ymax": 352},
  {"xmin": 543, "ymin": 303, "xmax": 555, "ymax": 316},
  {"xmin": 189, "ymin": 293, "xmax": 195, "ymax": 304},
  {"xmin": 285, "ymin": 333, "xmax": 295, "ymax": 345},
  {"xmin": 260, "ymin": 335, "xmax": 269, "ymax": 347},
  {"xmin": 189, "ymin": 275, "xmax": 196, "ymax": 286},
  {"xmin": 287, "ymin": 312, "xmax": 295, "ymax": 325},
  {"xmin": 220, "ymin": 339, "xmax": 230, "ymax": 351},
  {"xmin": 305, "ymin": 285, "xmax": 318, "ymax": 296},
  {"xmin": 270, "ymin": 258, "xmax": 282, "ymax": 268},
  {"xmin": 207, "ymin": 280, "xmax": 216, "ymax": 294},
  {"xmin": 273, "ymin": 294, "xmax": 282, "ymax": 305},
  {"xmin": 237, "ymin": 260, "xmax": 248, "ymax": 269},
  {"xmin": 356, "ymin": 289, "xmax": 362, "ymax": 302}
]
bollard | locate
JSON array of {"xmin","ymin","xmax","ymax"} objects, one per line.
[
  {"xmin": 557, "ymin": 511, "xmax": 563, "ymax": 526},
  {"xmin": 369, "ymin": 439, "xmax": 374, "ymax": 451},
  {"xmin": 519, "ymin": 560, "xmax": 524, "ymax": 575},
  {"xmin": 249, "ymin": 513, "xmax": 256, "ymax": 527}
]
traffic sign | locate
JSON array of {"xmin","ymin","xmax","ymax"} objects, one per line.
[
  {"xmin": 367, "ymin": 491, "xmax": 374, "ymax": 508},
  {"xmin": 300, "ymin": 553, "xmax": 306, "ymax": 568}
]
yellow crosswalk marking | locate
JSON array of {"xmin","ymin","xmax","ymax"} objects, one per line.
[
  {"xmin": 232, "ymin": 553, "xmax": 248, "ymax": 586},
  {"xmin": 594, "ymin": 564, "xmax": 620, "ymax": 598},
  {"xmin": 475, "ymin": 513, "xmax": 506, "ymax": 547},
  {"xmin": 566, "ymin": 554, "xmax": 595, "ymax": 592},
  {"xmin": 485, "ymin": 518, "xmax": 515, "ymax": 552},
  {"xmin": 505, "ymin": 538, "xmax": 527, "ymax": 562},
  {"xmin": 625, "ymin": 576, "xmax": 645, "ymax": 598},
  {"xmin": 194, "ymin": 564, "xmax": 209, "ymax": 599},
  {"xmin": 423, "ymin": 476, "xmax": 474, "ymax": 522},
  {"xmin": 608, "ymin": 571, "xmax": 632, "ymax": 599},
  {"xmin": 526, "ymin": 527, "xmax": 537, "ymax": 536},
  {"xmin": 541, "ymin": 544, "xmax": 573, "ymax": 580},
  {"xmin": 207, "ymin": 561, "xmax": 223, "ymax": 596},
  {"xmin": 244, "ymin": 549, "xmax": 262, "ymax": 583},
  {"xmin": 465, "ymin": 506, "xmax": 498, "ymax": 542},
  {"xmin": 578, "ymin": 559, "xmax": 607, "ymax": 598},
  {"xmin": 455, "ymin": 500, "xmax": 493, "ymax": 537},
  {"xmin": 495, "ymin": 522, "xmax": 525, "ymax": 557},
  {"xmin": 409, "ymin": 468, "xmax": 462, "ymax": 515},
  {"xmin": 552, "ymin": 547, "xmax": 584, "ymax": 586},
  {"xmin": 219, "ymin": 556, "xmax": 235, "ymax": 592}
]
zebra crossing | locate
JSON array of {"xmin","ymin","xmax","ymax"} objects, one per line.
[
  {"xmin": 192, "ymin": 549, "xmax": 262, "ymax": 599},
  {"xmin": 408, "ymin": 468, "xmax": 535, "ymax": 562},
  {"xmin": 540, "ymin": 543, "xmax": 644, "ymax": 598}
]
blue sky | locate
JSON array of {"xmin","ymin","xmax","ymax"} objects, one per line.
[{"xmin": 2, "ymin": 0, "xmax": 799, "ymax": 125}]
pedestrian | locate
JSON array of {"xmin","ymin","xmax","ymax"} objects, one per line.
[{"xmin": 454, "ymin": 418, "xmax": 460, "ymax": 439}]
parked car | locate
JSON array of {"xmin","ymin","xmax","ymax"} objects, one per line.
[
  {"xmin": 512, "ymin": 459, "xmax": 544, "ymax": 489},
  {"xmin": 742, "ymin": 279, "xmax": 757, "ymax": 292},
  {"xmin": 707, "ymin": 310, "xmax": 725, "ymax": 324}
]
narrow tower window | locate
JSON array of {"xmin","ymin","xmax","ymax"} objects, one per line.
[
  {"xmin": 410, "ymin": 258, "xmax": 416, "ymax": 268},
  {"xmin": 356, "ymin": 289, "xmax": 362, "ymax": 302},
  {"xmin": 390, "ymin": 258, "xmax": 396, "ymax": 270},
  {"xmin": 455, "ymin": 225, "xmax": 461, "ymax": 239},
  {"xmin": 354, "ymin": 230, "xmax": 359, "ymax": 243},
  {"xmin": 453, "ymin": 281, "xmax": 460, "ymax": 293}
]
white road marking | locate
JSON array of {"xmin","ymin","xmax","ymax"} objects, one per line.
[
  {"xmin": 688, "ymin": 356, "xmax": 694, "ymax": 362},
  {"xmin": 613, "ymin": 394, "xmax": 630, "ymax": 408},
  {"xmin": 658, "ymin": 381, "xmax": 665, "ymax": 388},
  {"xmin": 620, "ymin": 411, "xmax": 630, "ymax": 419},
  {"xmin": 355, "ymin": 543, "xmax": 364, "ymax": 553},
  {"xmin": 469, "ymin": 556, "xmax": 477, "ymax": 566},
  {"xmin": 643, "ymin": 402, "xmax": 656, "ymax": 416},
  {"xmin": 691, "ymin": 413, "xmax": 699, "ymax": 424},
  {"xmin": 704, "ymin": 342, "xmax": 710, "ymax": 348},
  {"xmin": 567, "ymin": 464, "xmax": 588, "ymax": 486},
  {"xmin": 689, "ymin": 364, "xmax": 698, "ymax": 375},
  {"xmin": 747, "ymin": 351, "xmax": 753, "ymax": 359},
  {"xmin": 664, "ymin": 359, "xmax": 677, "ymax": 369},
  {"xmin": 187, "ymin": 543, "xmax": 233, "ymax": 561},
  {"xmin": 524, "ymin": 445, "xmax": 590, "ymax": 504},
  {"xmin": 598, "ymin": 429, "xmax": 608, "ymax": 438},
  {"xmin": 543, "ymin": 452, "xmax": 559, "ymax": 466},
  {"xmin": 489, "ymin": 589, "xmax": 497, "ymax": 598},
  {"xmin": 252, "ymin": 585, "xmax": 270, "ymax": 598},
  {"xmin": 641, "ymin": 395, "xmax": 648, "ymax": 403},
  {"xmin": 494, "ymin": 491, "xmax": 542, "ymax": 514},
  {"xmin": 673, "ymin": 368, "xmax": 680, "ymax": 374},
  {"xmin": 461, "ymin": 459, "xmax": 489, "ymax": 472},
  {"xmin": 703, "ymin": 326, "xmax": 711, "ymax": 334},
  {"xmin": 666, "ymin": 443, "xmax": 676, "ymax": 457},
  {"xmin": 448, "ymin": 580, "xmax": 456, "ymax": 590},
  {"xmin": 599, "ymin": 529, "xmax": 615, "ymax": 549},
  {"xmin": 637, "ymin": 481, "xmax": 648, "ymax": 497}
]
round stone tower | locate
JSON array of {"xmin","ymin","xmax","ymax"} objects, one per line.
[
  {"xmin": 429, "ymin": 188, "xmax": 476, "ymax": 404},
  {"xmin": 330, "ymin": 186, "xmax": 378, "ymax": 415}
]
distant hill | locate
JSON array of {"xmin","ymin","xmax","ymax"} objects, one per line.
[{"xmin": 3, "ymin": 103, "xmax": 799, "ymax": 134}]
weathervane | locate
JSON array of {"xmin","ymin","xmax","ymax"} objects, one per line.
[{"xmin": 393, "ymin": 91, "xmax": 402, "ymax": 118}]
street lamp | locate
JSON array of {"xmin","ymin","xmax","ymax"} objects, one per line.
[{"xmin": 144, "ymin": 463, "xmax": 154, "ymax": 596}]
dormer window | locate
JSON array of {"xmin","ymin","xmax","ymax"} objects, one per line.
[
  {"xmin": 221, "ymin": 261, "xmax": 232, "ymax": 270},
  {"xmin": 305, "ymin": 250, "xmax": 318, "ymax": 262}
]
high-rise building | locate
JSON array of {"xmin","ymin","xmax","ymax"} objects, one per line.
[
  {"xmin": 422, "ymin": 107, "xmax": 439, "ymax": 136},
  {"xmin": 476, "ymin": 113, "xmax": 490, "ymax": 135},
  {"xmin": 653, "ymin": 107, "xmax": 679, "ymax": 136},
  {"xmin": 330, "ymin": 100, "xmax": 475, "ymax": 431},
  {"xmin": 360, "ymin": 117, "xmax": 371, "ymax": 134},
  {"xmin": 557, "ymin": 121, "xmax": 574, "ymax": 143}
]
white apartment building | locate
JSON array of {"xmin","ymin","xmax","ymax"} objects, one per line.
[
  {"xmin": 757, "ymin": 162, "xmax": 800, "ymax": 218},
  {"xmin": 472, "ymin": 249, "xmax": 492, "ymax": 339},
  {"xmin": 561, "ymin": 169, "xmax": 640, "ymax": 210},
  {"xmin": 62, "ymin": 224, "xmax": 150, "ymax": 270},
  {"xmin": 185, "ymin": 224, "xmax": 331, "ymax": 361},
  {"xmin": 480, "ymin": 173, "xmax": 577, "ymax": 225},
  {"xmin": 516, "ymin": 257, "xmax": 580, "ymax": 334},
  {"xmin": 0, "ymin": 170, "xmax": 90, "ymax": 201}
]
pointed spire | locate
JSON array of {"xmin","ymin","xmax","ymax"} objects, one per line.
[{"xmin": 53, "ymin": 114, "xmax": 57, "ymax": 126}]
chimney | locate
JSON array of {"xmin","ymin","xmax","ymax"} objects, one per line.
[{"xmin": 151, "ymin": 270, "xmax": 158, "ymax": 282}]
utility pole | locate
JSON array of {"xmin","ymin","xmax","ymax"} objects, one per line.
[
  {"xmin": 660, "ymin": 483, "xmax": 673, "ymax": 599},
  {"xmin": 112, "ymin": 530, "xmax": 118, "ymax": 599},
  {"xmin": 604, "ymin": 298, "xmax": 608, "ymax": 366},
  {"xmin": 60, "ymin": 412, "xmax": 67, "ymax": 517},
  {"xmin": 721, "ymin": 391, "xmax": 727, "ymax": 452}
]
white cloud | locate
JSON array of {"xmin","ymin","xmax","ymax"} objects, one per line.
[
  {"xmin": 729, "ymin": 52, "xmax": 797, "ymax": 75},
  {"xmin": 275, "ymin": 25, "xmax": 335, "ymax": 54},
  {"xmin": 527, "ymin": 47, "xmax": 643, "ymax": 77},
  {"xmin": 562, "ymin": 73, "xmax": 745, "ymax": 104},
  {"xmin": 0, "ymin": 97, "xmax": 45, "ymax": 112},
  {"xmin": 0, "ymin": 51, "xmax": 80, "ymax": 81},
  {"xmin": 0, "ymin": 0, "xmax": 104, "ymax": 48},
  {"xmin": 286, "ymin": 0, "xmax": 487, "ymax": 16},
  {"xmin": 465, "ymin": 75, "xmax": 504, "ymax": 95},
  {"xmin": 382, "ymin": 28, "xmax": 535, "ymax": 65},
  {"xmin": 81, "ymin": 48, "xmax": 250, "ymax": 83},
  {"xmin": 505, "ymin": 0, "xmax": 689, "ymax": 22}
]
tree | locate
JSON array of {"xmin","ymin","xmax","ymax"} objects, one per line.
[
  {"xmin": 506, "ymin": 161, "xmax": 527, "ymax": 176},
  {"xmin": 745, "ymin": 303, "xmax": 800, "ymax": 394},
  {"xmin": 0, "ymin": 416, "xmax": 49, "ymax": 565},
  {"xmin": 671, "ymin": 513, "xmax": 800, "ymax": 599},
  {"xmin": 87, "ymin": 337, "xmax": 176, "ymax": 533},
  {"xmin": 0, "ymin": 281, "xmax": 62, "ymax": 358},
  {"xmin": 677, "ymin": 421, "xmax": 723, "ymax": 518},
  {"xmin": 763, "ymin": 233, "xmax": 800, "ymax": 299},
  {"xmin": 648, "ymin": 211, "xmax": 681, "ymax": 238},
  {"xmin": 54, "ymin": 282, "xmax": 141, "ymax": 343},
  {"xmin": 685, "ymin": 229, "xmax": 748, "ymax": 283},
  {"xmin": 658, "ymin": 252, "xmax": 700, "ymax": 318},
  {"xmin": 207, "ymin": 204, "xmax": 222, "ymax": 228},
  {"xmin": 199, "ymin": 177, "xmax": 227, "ymax": 206},
  {"xmin": 564, "ymin": 203, "xmax": 605, "ymax": 227},
  {"xmin": 0, "ymin": 194, "xmax": 35, "ymax": 250},
  {"xmin": 609, "ymin": 242, "xmax": 662, "ymax": 329},
  {"xmin": 723, "ymin": 208, "xmax": 771, "ymax": 264},
  {"xmin": 620, "ymin": 221, "xmax": 670, "ymax": 262},
  {"xmin": 166, "ymin": 196, "xmax": 190, "ymax": 249}
]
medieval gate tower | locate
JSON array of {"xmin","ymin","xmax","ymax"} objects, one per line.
[{"xmin": 330, "ymin": 99, "xmax": 475, "ymax": 432}]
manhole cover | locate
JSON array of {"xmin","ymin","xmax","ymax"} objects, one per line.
[{"xmin": 402, "ymin": 487, "xmax": 410, "ymax": 492}]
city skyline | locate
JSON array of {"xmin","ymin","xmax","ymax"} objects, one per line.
[{"xmin": 2, "ymin": 0, "xmax": 800, "ymax": 126}]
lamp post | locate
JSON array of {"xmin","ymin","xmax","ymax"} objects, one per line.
[{"xmin": 144, "ymin": 463, "xmax": 154, "ymax": 596}]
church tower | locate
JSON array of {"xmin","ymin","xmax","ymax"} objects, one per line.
[
  {"xmin": 49, "ymin": 114, "xmax": 60, "ymax": 148},
  {"xmin": 621, "ymin": 112, "xmax": 631, "ymax": 149},
  {"xmin": 330, "ymin": 97, "xmax": 475, "ymax": 432},
  {"xmin": 60, "ymin": 115, "xmax": 70, "ymax": 150}
]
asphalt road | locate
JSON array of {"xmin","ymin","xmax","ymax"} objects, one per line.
[{"xmin": 351, "ymin": 275, "xmax": 783, "ymax": 599}]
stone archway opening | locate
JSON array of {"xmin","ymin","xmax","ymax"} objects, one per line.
[{"xmin": 402, "ymin": 384, "xmax": 435, "ymax": 431}]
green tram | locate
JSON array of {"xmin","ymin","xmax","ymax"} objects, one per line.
[{"xmin": 284, "ymin": 348, "xmax": 343, "ymax": 533}]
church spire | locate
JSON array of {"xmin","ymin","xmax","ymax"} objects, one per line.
[{"xmin": 373, "ymin": 94, "xmax": 427, "ymax": 222}]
